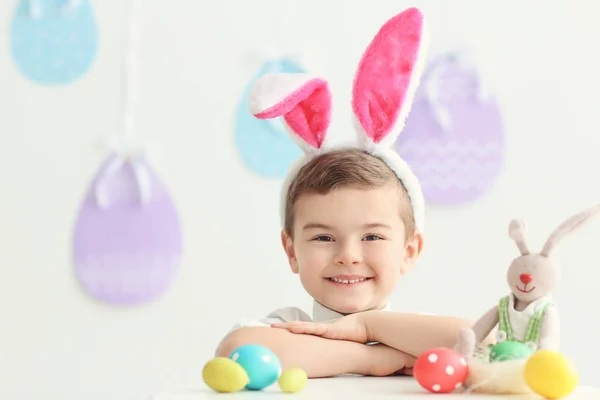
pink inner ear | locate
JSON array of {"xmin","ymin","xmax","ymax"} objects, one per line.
[
  {"xmin": 254, "ymin": 79, "xmax": 331, "ymax": 149},
  {"xmin": 352, "ymin": 8, "xmax": 424, "ymax": 143}
]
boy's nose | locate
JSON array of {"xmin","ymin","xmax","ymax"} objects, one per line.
[
  {"xmin": 335, "ymin": 245, "xmax": 362, "ymax": 265},
  {"xmin": 336, "ymin": 258, "xmax": 360, "ymax": 266},
  {"xmin": 335, "ymin": 254, "xmax": 361, "ymax": 265}
]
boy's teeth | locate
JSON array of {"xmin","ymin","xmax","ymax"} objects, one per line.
[{"xmin": 330, "ymin": 277, "xmax": 367, "ymax": 284}]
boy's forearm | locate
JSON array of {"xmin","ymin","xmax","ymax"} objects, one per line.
[
  {"xmin": 215, "ymin": 326, "xmax": 370, "ymax": 378},
  {"xmin": 363, "ymin": 311, "xmax": 473, "ymax": 358}
]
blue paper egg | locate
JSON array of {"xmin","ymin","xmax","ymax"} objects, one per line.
[
  {"xmin": 235, "ymin": 58, "xmax": 305, "ymax": 179},
  {"xmin": 10, "ymin": 0, "xmax": 98, "ymax": 85},
  {"xmin": 229, "ymin": 344, "xmax": 282, "ymax": 390}
]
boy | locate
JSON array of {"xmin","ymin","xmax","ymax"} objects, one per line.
[
  {"xmin": 216, "ymin": 7, "xmax": 488, "ymax": 377},
  {"xmin": 215, "ymin": 150, "xmax": 476, "ymax": 377}
]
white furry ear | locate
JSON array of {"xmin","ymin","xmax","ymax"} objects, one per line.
[
  {"xmin": 509, "ymin": 219, "xmax": 530, "ymax": 255},
  {"xmin": 249, "ymin": 73, "xmax": 333, "ymax": 155}
]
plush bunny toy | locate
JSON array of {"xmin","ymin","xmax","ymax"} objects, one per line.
[
  {"xmin": 455, "ymin": 203, "xmax": 600, "ymax": 394},
  {"xmin": 247, "ymin": 7, "xmax": 428, "ymax": 234}
]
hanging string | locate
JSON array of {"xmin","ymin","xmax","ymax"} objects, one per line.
[
  {"xmin": 270, "ymin": 0, "xmax": 292, "ymax": 62},
  {"xmin": 120, "ymin": 0, "xmax": 144, "ymax": 149},
  {"xmin": 265, "ymin": 0, "xmax": 296, "ymax": 135},
  {"xmin": 417, "ymin": 0, "xmax": 492, "ymax": 134},
  {"xmin": 94, "ymin": 0, "xmax": 152, "ymax": 208}
]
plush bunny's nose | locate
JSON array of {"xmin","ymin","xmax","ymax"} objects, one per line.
[{"xmin": 520, "ymin": 273, "xmax": 533, "ymax": 284}]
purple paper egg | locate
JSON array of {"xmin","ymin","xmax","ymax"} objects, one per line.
[
  {"xmin": 396, "ymin": 54, "xmax": 505, "ymax": 205},
  {"xmin": 72, "ymin": 153, "xmax": 182, "ymax": 305}
]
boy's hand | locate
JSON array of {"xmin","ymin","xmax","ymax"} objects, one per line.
[
  {"xmin": 361, "ymin": 343, "xmax": 416, "ymax": 377},
  {"xmin": 271, "ymin": 312, "xmax": 368, "ymax": 343}
]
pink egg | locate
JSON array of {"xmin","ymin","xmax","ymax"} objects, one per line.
[{"xmin": 414, "ymin": 348, "xmax": 469, "ymax": 393}]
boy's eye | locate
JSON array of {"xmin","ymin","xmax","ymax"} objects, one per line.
[
  {"xmin": 363, "ymin": 234, "xmax": 383, "ymax": 241},
  {"xmin": 313, "ymin": 235, "xmax": 334, "ymax": 242}
]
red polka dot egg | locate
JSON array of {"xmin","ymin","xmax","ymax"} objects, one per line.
[{"xmin": 413, "ymin": 348, "xmax": 468, "ymax": 393}]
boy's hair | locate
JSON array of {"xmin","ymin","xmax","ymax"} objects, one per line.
[{"xmin": 284, "ymin": 149, "xmax": 416, "ymax": 239}]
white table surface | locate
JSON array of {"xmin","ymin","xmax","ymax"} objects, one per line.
[{"xmin": 152, "ymin": 375, "xmax": 600, "ymax": 399}]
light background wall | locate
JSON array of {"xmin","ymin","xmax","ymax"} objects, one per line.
[{"xmin": 0, "ymin": 0, "xmax": 599, "ymax": 399}]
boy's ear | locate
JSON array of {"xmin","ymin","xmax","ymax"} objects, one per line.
[
  {"xmin": 281, "ymin": 229, "xmax": 299, "ymax": 274},
  {"xmin": 401, "ymin": 231, "xmax": 424, "ymax": 274}
]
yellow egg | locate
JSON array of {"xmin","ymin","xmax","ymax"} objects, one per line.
[
  {"xmin": 524, "ymin": 350, "xmax": 578, "ymax": 399},
  {"xmin": 278, "ymin": 367, "xmax": 308, "ymax": 393},
  {"xmin": 202, "ymin": 357, "xmax": 249, "ymax": 393}
]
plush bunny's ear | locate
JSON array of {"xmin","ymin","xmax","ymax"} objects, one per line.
[
  {"xmin": 249, "ymin": 73, "xmax": 332, "ymax": 154},
  {"xmin": 509, "ymin": 219, "xmax": 530, "ymax": 255},
  {"xmin": 351, "ymin": 7, "xmax": 427, "ymax": 151},
  {"xmin": 541, "ymin": 204, "xmax": 600, "ymax": 256}
]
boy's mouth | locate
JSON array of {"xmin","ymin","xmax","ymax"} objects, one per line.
[{"xmin": 326, "ymin": 276, "xmax": 372, "ymax": 285}]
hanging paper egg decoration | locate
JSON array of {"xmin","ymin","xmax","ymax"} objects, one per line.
[
  {"xmin": 235, "ymin": 58, "xmax": 305, "ymax": 179},
  {"xmin": 72, "ymin": 153, "xmax": 182, "ymax": 305},
  {"xmin": 10, "ymin": 0, "xmax": 98, "ymax": 85},
  {"xmin": 395, "ymin": 51, "xmax": 505, "ymax": 205}
]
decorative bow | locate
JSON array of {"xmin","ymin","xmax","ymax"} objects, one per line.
[
  {"xmin": 93, "ymin": 137, "xmax": 162, "ymax": 209},
  {"xmin": 419, "ymin": 48, "xmax": 493, "ymax": 132}
]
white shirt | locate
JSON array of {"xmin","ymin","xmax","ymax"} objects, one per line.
[
  {"xmin": 229, "ymin": 301, "xmax": 392, "ymax": 332},
  {"xmin": 506, "ymin": 293, "xmax": 552, "ymax": 342}
]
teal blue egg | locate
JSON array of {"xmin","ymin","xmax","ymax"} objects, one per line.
[
  {"xmin": 229, "ymin": 344, "xmax": 282, "ymax": 390},
  {"xmin": 11, "ymin": 0, "xmax": 98, "ymax": 85},
  {"xmin": 235, "ymin": 58, "xmax": 305, "ymax": 179}
]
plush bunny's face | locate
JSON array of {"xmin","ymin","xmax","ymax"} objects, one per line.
[
  {"xmin": 506, "ymin": 254, "xmax": 559, "ymax": 303},
  {"xmin": 506, "ymin": 205, "xmax": 600, "ymax": 303}
]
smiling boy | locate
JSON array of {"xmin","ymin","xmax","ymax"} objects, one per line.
[
  {"xmin": 216, "ymin": 149, "xmax": 474, "ymax": 377},
  {"xmin": 283, "ymin": 150, "xmax": 419, "ymax": 316},
  {"xmin": 216, "ymin": 7, "xmax": 482, "ymax": 378}
]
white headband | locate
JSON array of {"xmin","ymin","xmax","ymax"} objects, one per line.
[{"xmin": 247, "ymin": 7, "xmax": 428, "ymax": 233}]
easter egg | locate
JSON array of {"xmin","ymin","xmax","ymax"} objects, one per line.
[
  {"xmin": 489, "ymin": 340, "xmax": 534, "ymax": 362},
  {"xmin": 73, "ymin": 154, "xmax": 182, "ymax": 305},
  {"xmin": 395, "ymin": 50, "xmax": 505, "ymax": 205},
  {"xmin": 10, "ymin": 0, "xmax": 98, "ymax": 85},
  {"xmin": 202, "ymin": 357, "xmax": 249, "ymax": 393},
  {"xmin": 235, "ymin": 57, "xmax": 304, "ymax": 179},
  {"xmin": 229, "ymin": 344, "xmax": 282, "ymax": 390},
  {"xmin": 524, "ymin": 350, "xmax": 578, "ymax": 399},
  {"xmin": 413, "ymin": 348, "xmax": 468, "ymax": 393},
  {"xmin": 278, "ymin": 367, "xmax": 307, "ymax": 393}
]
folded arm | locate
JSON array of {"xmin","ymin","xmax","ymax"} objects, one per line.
[
  {"xmin": 215, "ymin": 326, "xmax": 412, "ymax": 378},
  {"xmin": 469, "ymin": 305, "xmax": 500, "ymax": 345},
  {"xmin": 363, "ymin": 311, "xmax": 491, "ymax": 358}
]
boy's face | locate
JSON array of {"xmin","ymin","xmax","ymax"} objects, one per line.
[{"xmin": 281, "ymin": 184, "xmax": 423, "ymax": 315}]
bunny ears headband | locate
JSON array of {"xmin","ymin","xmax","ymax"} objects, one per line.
[{"xmin": 248, "ymin": 7, "xmax": 428, "ymax": 232}]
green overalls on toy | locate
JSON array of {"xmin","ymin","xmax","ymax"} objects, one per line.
[{"xmin": 488, "ymin": 295, "xmax": 553, "ymax": 362}]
